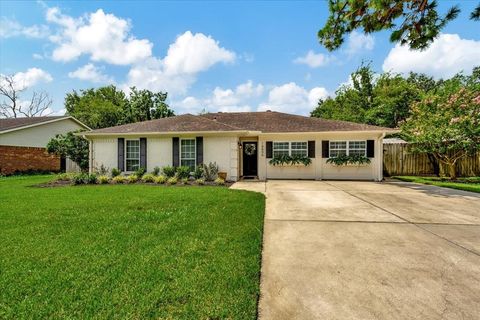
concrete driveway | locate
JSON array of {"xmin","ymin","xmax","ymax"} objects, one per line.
[{"xmin": 231, "ymin": 180, "xmax": 480, "ymax": 320}]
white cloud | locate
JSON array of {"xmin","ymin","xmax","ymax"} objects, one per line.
[
  {"xmin": 346, "ymin": 30, "xmax": 374, "ymax": 55},
  {"xmin": 294, "ymin": 50, "xmax": 332, "ymax": 68},
  {"xmin": 68, "ymin": 63, "xmax": 113, "ymax": 83},
  {"xmin": 383, "ymin": 33, "xmax": 480, "ymax": 78},
  {"xmin": 204, "ymin": 80, "xmax": 263, "ymax": 110},
  {"xmin": 0, "ymin": 17, "xmax": 49, "ymax": 39},
  {"xmin": 2, "ymin": 68, "xmax": 53, "ymax": 90},
  {"xmin": 46, "ymin": 7, "xmax": 152, "ymax": 65},
  {"xmin": 126, "ymin": 31, "xmax": 236, "ymax": 95},
  {"xmin": 258, "ymin": 82, "xmax": 329, "ymax": 115},
  {"xmin": 179, "ymin": 96, "xmax": 200, "ymax": 109},
  {"xmin": 32, "ymin": 53, "xmax": 44, "ymax": 60}
]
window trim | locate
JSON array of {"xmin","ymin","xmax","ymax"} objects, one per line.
[
  {"xmin": 272, "ymin": 141, "xmax": 308, "ymax": 157},
  {"xmin": 125, "ymin": 139, "xmax": 140, "ymax": 172},
  {"xmin": 329, "ymin": 140, "xmax": 367, "ymax": 158},
  {"xmin": 180, "ymin": 138, "xmax": 196, "ymax": 169}
]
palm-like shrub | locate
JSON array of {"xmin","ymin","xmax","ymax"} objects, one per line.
[{"xmin": 142, "ymin": 174, "xmax": 155, "ymax": 183}]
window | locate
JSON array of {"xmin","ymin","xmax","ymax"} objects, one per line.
[
  {"xmin": 273, "ymin": 141, "xmax": 308, "ymax": 157},
  {"xmin": 126, "ymin": 140, "xmax": 140, "ymax": 171},
  {"xmin": 329, "ymin": 141, "xmax": 366, "ymax": 157},
  {"xmin": 180, "ymin": 138, "xmax": 196, "ymax": 170},
  {"xmin": 273, "ymin": 142, "xmax": 289, "ymax": 157}
]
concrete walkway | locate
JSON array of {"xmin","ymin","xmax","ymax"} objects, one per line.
[{"xmin": 231, "ymin": 180, "xmax": 480, "ymax": 320}]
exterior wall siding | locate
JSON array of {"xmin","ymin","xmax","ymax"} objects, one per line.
[
  {"xmin": 203, "ymin": 136, "xmax": 239, "ymax": 181},
  {"xmin": 91, "ymin": 138, "xmax": 117, "ymax": 172},
  {"xmin": 0, "ymin": 145, "xmax": 60, "ymax": 175}
]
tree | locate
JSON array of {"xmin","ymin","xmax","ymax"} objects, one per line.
[
  {"xmin": 65, "ymin": 86, "xmax": 128, "ymax": 129},
  {"xmin": 401, "ymin": 69, "xmax": 480, "ymax": 179},
  {"xmin": 46, "ymin": 131, "xmax": 90, "ymax": 172},
  {"xmin": 0, "ymin": 74, "xmax": 52, "ymax": 118},
  {"xmin": 318, "ymin": 0, "xmax": 478, "ymax": 51},
  {"xmin": 124, "ymin": 87, "xmax": 174, "ymax": 123}
]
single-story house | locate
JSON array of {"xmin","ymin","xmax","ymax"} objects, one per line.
[
  {"xmin": 81, "ymin": 111, "xmax": 394, "ymax": 181},
  {"xmin": 0, "ymin": 116, "xmax": 90, "ymax": 175}
]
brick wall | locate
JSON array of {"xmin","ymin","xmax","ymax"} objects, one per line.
[{"xmin": 0, "ymin": 145, "xmax": 60, "ymax": 175}]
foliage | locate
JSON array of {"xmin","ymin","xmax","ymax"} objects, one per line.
[
  {"xmin": 193, "ymin": 166, "xmax": 204, "ymax": 179},
  {"xmin": 55, "ymin": 173, "xmax": 74, "ymax": 181},
  {"xmin": 318, "ymin": 0, "xmax": 473, "ymax": 51},
  {"xmin": 201, "ymin": 162, "xmax": 219, "ymax": 181},
  {"xmin": 65, "ymin": 85, "xmax": 175, "ymax": 129},
  {"xmin": 269, "ymin": 154, "xmax": 312, "ymax": 166},
  {"xmin": 180, "ymin": 178, "xmax": 189, "ymax": 185},
  {"xmin": 152, "ymin": 166, "xmax": 161, "ymax": 176},
  {"xmin": 394, "ymin": 176, "xmax": 480, "ymax": 193},
  {"xmin": 195, "ymin": 178, "xmax": 205, "ymax": 185},
  {"xmin": 72, "ymin": 173, "xmax": 96, "ymax": 185},
  {"xmin": 401, "ymin": 68, "xmax": 480, "ymax": 179},
  {"xmin": 127, "ymin": 175, "xmax": 138, "ymax": 184},
  {"xmin": 46, "ymin": 131, "xmax": 89, "ymax": 171},
  {"xmin": 162, "ymin": 166, "xmax": 176, "ymax": 178},
  {"xmin": 154, "ymin": 175, "xmax": 167, "ymax": 184},
  {"xmin": 111, "ymin": 168, "xmax": 121, "ymax": 178},
  {"xmin": 311, "ymin": 63, "xmax": 425, "ymax": 128},
  {"xmin": 141, "ymin": 174, "xmax": 155, "ymax": 183},
  {"xmin": 95, "ymin": 164, "xmax": 109, "ymax": 176},
  {"xmin": 326, "ymin": 154, "xmax": 371, "ymax": 166},
  {"xmin": 167, "ymin": 177, "xmax": 178, "ymax": 185},
  {"xmin": 112, "ymin": 175, "xmax": 127, "ymax": 184},
  {"xmin": 0, "ymin": 175, "xmax": 265, "ymax": 319},
  {"xmin": 97, "ymin": 175, "xmax": 110, "ymax": 184},
  {"xmin": 214, "ymin": 178, "xmax": 225, "ymax": 186},
  {"xmin": 175, "ymin": 166, "xmax": 191, "ymax": 179},
  {"xmin": 134, "ymin": 167, "xmax": 146, "ymax": 178}
]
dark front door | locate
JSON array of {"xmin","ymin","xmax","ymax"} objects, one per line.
[{"xmin": 242, "ymin": 142, "xmax": 258, "ymax": 177}]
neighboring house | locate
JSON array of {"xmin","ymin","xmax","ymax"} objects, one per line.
[
  {"xmin": 0, "ymin": 116, "xmax": 90, "ymax": 175},
  {"xmin": 80, "ymin": 111, "xmax": 394, "ymax": 181}
]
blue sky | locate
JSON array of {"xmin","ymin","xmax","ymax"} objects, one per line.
[{"xmin": 1, "ymin": 1, "xmax": 479, "ymax": 116}]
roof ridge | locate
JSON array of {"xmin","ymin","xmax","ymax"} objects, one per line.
[{"xmin": 197, "ymin": 114, "xmax": 243, "ymax": 130}]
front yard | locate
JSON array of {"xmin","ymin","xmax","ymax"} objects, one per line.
[
  {"xmin": 393, "ymin": 176, "xmax": 480, "ymax": 193},
  {"xmin": 0, "ymin": 175, "xmax": 265, "ymax": 319}
]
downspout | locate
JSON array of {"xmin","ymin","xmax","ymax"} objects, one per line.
[{"xmin": 379, "ymin": 132, "xmax": 386, "ymax": 181}]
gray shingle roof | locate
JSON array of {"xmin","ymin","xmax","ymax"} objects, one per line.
[{"xmin": 0, "ymin": 116, "xmax": 68, "ymax": 132}]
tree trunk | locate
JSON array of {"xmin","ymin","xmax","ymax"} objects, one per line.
[
  {"xmin": 427, "ymin": 153, "xmax": 440, "ymax": 176},
  {"xmin": 448, "ymin": 163, "xmax": 457, "ymax": 180}
]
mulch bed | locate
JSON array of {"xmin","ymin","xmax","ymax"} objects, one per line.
[{"xmin": 34, "ymin": 180, "xmax": 234, "ymax": 188}]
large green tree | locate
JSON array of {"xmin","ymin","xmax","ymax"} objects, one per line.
[
  {"xmin": 46, "ymin": 131, "xmax": 90, "ymax": 172},
  {"xmin": 401, "ymin": 68, "xmax": 480, "ymax": 179},
  {"xmin": 124, "ymin": 87, "xmax": 175, "ymax": 123},
  {"xmin": 319, "ymin": 0, "xmax": 479, "ymax": 51}
]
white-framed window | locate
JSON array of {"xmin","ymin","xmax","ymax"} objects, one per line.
[
  {"xmin": 180, "ymin": 138, "xmax": 196, "ymax": 170},
  {"xmin": 329, "ymin": 140, "xmax": 366, "ymax": 157},
  {"xmin": 125, "ymin": 139, "xmax": 140, "ymax": 171},
  {"xmin": 273, "ymin": 141, "xmax": 308, "ymax": 157}
]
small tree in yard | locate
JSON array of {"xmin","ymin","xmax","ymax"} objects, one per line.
[
  {"xmin": 47, "ymin": 131, "xmax": 89, "ymax": 172},
  {"xmin": 402, "ymin": 71, "xmax": 480, "ymax": 179}
]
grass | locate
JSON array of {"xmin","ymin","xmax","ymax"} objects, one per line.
[
  {"xmin": 0, "ymin": 175, "xmax": 265, "ymax": 319},
  {"xmin": 393, "ymin": 176, "xmax": 480, "ymax": 193}
]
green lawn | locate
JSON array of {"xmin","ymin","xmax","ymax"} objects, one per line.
[
  {"xmin": 0, "ymin": 175, "xmax": 265, "ymax": 319},
  {"xmin": 393, "ymin": 176, "xmax": 480, "ymax": 193}
]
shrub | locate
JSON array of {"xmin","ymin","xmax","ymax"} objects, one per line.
[
  {"xmin": 111, "ymin": 168, "xmax": 121, "ymax": 177},
  {"xmin": 195, "ymin": 178, "xmax": 205, "ymax": 185},
  {"xmin": 214, "ymin": 177, "xmax": 225, "ymax": 185},
  {"xmin": 180, "ymin": 178, "xmax": 189, "ymax": 185},
  {"xmin": 134, "ymin": 167, "xmax": 146, "ymax": 178},
  {"xmin": 98, "ymin": 175, "xmax": 110, "ymax": 184},
  {"xmin": 87, "ymin": 173, "xmax": 98, "ymax": 184},
  {"xmin": 112, "ymin": 175, "xmax": 127, "ymax": 184},
  {"xmin": 193, "ymin": 166, "xmax": 204, "ymax": 179},
  {"xmin": 127, "ymin": 175, "xmax": 138, "ymax": 184},
  {"xmin": 154, "ymin": 175, "xmax": 167, "ymax": 184},
  {"xmin": 162, "ymin": 166, "xmax": 176, "ymax": 178},
  {"xmin": 152, "ymin": 166, "xmax": 161, "ymax": 176},
  {"xmin": 176, "ymin": 166, "xmax": 190, "ymax": 179},
  {"xmin": 167, "ymin": 177, "xmax": 178, "ymax": 185},
  {"xmin": 56, "ymin": 173, "xmax": 74, "ymax": 181},
  {"xmin": 142, "ymin": 173, "xmax": 155, "ymax": 183},
  {"xmin": 96, "ymin": 164, "xmax": 109, "ymax": 175},
  {"xmin": 201, "ymin": 162, "xmax": 219, "ymax": 181},
  {"xmin": 72, "ymin": 173, "xmax": 88, "ymax": 185}
]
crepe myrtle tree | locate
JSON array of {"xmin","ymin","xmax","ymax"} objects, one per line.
[
  {"xmin": 401, "ymin": 71, "xmax": 480, "ymax": 179},
  {"xmin": 46, "ymin": 131, "xmax": 89, "ymax": 172}
]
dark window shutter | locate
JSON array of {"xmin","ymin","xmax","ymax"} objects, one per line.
[
  {"xmin": 322, "ymin": 140, "xmax": 329, "ymax": 158},
  {"xmin": 118, "ymin": 138, "xmax": 125, "ymax": 171},
  {"xmin": 196, "ymin": 137, "xmax": 203, "ymax": 165},
  {"xmin": 266, "ymin": 141, "xmax": 273, "ymax": 158},
  {"xmin": 308, "ymin": 141, "xmax": 315, "ymax": 158},
  {"xmin": 172, "ymin": 137, "xmax": 179, "ymax": 167},
  {"xmin": 140, "ymin": 138, "xmax": 147, "ymax": 169},
  {"xmin": 366, "ymin": 140, "xmax": 375, "ymax": 158}
]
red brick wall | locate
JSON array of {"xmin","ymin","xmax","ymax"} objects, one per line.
[{"xmin": 0, "ymin": 145, "xmax": 60, "ymax": 175}]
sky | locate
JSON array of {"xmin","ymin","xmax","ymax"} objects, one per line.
[{"xmin": 1, "ymin": 0, "xmax": 479, "ymax": 116}]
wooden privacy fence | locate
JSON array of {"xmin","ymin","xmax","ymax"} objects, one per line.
[{"xmin": 383, "ymin": 143, "xmax": 480, "ymax": 177}]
